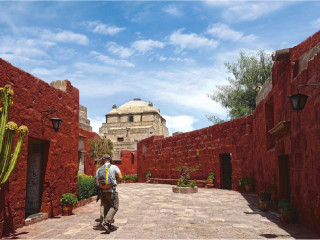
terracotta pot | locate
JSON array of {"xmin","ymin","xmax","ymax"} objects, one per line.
[
  {"xmin": 207, "ymin": 179, "xmax": 214, "ymax": 185},
  {"xmin": 244, "ymin": 184, "xmax": 252, "ymax": 192},
  {"xmin": 259, "ymin": 200, "xmax": 274, "ymax": 211},
  {"xmin": 62, "ymin": 205, "xmax": 73, "ymax": 216}
]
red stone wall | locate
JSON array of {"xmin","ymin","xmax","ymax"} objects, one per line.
[
  {"xmin": 0, "ymin": 59, "xmax": 79, "ymax": 233},
  {"xmin": 137, "ymin": 31, "xmax": 320, "ymax": 233},
  {"xmin": 117, "ymin": 150, "xmax": 137, "ymax": 176},
  {"xmin": 79, "ymin": 128, "xmax": 100, "ymax": 176},
  {"xmin": 137, "ymin": 117, "xmax": 253, "ymax": 188}
]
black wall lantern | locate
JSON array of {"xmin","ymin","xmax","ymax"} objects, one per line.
[
  {"xmin": 41, "ymin": 110, "xmax": 62, "ymax": 132},
  {"xmin": 288, "ymin": 84, "xmax": 320, "ymax": 112}
]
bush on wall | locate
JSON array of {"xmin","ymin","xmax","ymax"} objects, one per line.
[{"xmin": 77, "ymin": 173, "xmax": 97, "ymax": 201}]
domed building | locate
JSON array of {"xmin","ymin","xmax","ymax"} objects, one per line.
[{"xmin": 99, "ymin": 98, "xmax": 169, "ymax": 160}]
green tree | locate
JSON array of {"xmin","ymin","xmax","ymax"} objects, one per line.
[
  {"xmin": 208, "ymin": 50, "xmax": 273, "ymax": 123},
  {"xmin": 88, "ymin": 138, "xmax": 113, "ymax": 164}
]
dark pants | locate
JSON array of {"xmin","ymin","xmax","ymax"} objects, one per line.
[{"xmin": 100, "ymin": 192, "xmax": 119, "ymax": 224}]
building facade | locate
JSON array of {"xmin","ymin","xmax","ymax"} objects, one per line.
[{"xmin": 99, "ymin": 98, "xmax": 169, "ymax": 160}]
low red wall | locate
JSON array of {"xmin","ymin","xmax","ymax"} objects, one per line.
[
  {"xmin": 137, "ymin": 116, "xmax": 253, "ymax": 189},
  {"xmin": 116, "ymin": 150, "xmax": 137, "ymax": 176},
  {"xmin": 79, "ymin": 128, "xmax": 100, "ymax": 176},
  {"xmin": 137, "ymin": 30, "xmax": 320, "ymax": 233},
  {"xmin": 0, "ymin": 59, "xmax": 79, "ymax": 233}
]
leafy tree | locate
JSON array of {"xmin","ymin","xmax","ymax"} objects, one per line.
[
  {"xmin": 208, "ymin": 50, "xmax": 273, "ymax": 123},
  {"xmin": 88, "ymin": 138, "xmax": 113, "ymax": 164}
]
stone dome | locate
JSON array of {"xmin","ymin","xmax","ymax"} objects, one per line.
[{"xmin": 108, "ymin": 98, "xmax": 160, "ymax": 115}]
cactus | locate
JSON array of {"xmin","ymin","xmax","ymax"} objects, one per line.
[{"xmin": 0, "ymin": 85, "xmax": 29, "ymax": 190}]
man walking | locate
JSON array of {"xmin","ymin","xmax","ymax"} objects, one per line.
[{"xmin": 96, "ymin": 154, "xmax": 122, "ymax": 233}]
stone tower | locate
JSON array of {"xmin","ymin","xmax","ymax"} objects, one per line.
[{"xmin": 99, "ymin": 98, "xmax": 169, "ymax": 160}]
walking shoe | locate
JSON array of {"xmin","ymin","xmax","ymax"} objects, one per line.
[{"xmin": 101, "ymin": 222, "xmax": 111, "ymax": 233}]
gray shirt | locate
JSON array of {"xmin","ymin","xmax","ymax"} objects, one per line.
[{"xmin": 96, "ymin": 163, "xmax": 121, "ymax": 192}]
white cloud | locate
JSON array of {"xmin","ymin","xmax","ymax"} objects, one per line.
[
  {"xmin": 159, "ymin": 56, "xmax": 194, "ymax": 63},
  {"xmin": 90, "ymin": 51, "xmax": 135, "ymax": 68},
  {"xmin": 131, "ymin": 39, "xmax": 165, "ymax": 54},
  {"xmin": 311, "ymin": 18, "xmax": 320, "ymax": 28},
  {"xmin": 88, "ymin": 116, "xmax": 105, "ymax": 134},
  {"xmin": 30, "ymin": 67, "xmax": 67, "ymax": 77},
  {"xmin": 162, "ymin": 5, "xmax": 183, "ymax": 17},
  {"xmin": 207, "ymin": 23, "xmax": 243, "ymax": 41},
  {"xmin": 86, "ymin": 21, "xmax": 125, "ymax": 35},
  {"xmin": 169, "ymin": 29, "xmax": 219, "ymax": 51},
  {"xmin": 206, "ymin": 23, "xmax": 257, "ymax": 43},
  {"xmin": 51, "ymin": 30, "xmax": 88, "ymax": 45},
  {"xmin": 223, "ymin": 2, "xmax": 285, "ymax": 21},
  {"xmin": 105, "ymin": 42, "xmax": 134, "ymax": 58},
  {"xmin": 163, "ymin": 115, "xmax": 196, "ymax": 133}
]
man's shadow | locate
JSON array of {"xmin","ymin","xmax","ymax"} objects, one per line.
[{"xmin": 93, "ymin": 219, "xmax": 118, "ymax": 234}]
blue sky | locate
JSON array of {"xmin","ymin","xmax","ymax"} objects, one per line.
[{"xmin": 0, "ymin": 1, "xmax": 319, "ymax": 135}]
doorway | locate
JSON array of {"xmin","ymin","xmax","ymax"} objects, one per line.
[
  {"xmin": 221, "ymin": 153, "xmax": 232, "ymax": 190},
  {"xmin": 25, "ymin": 138, "xmax": 48, "ymax": 218},
  {"xmin": 279, "ymin": 155, "xmax": 290, "ymax": 200}
]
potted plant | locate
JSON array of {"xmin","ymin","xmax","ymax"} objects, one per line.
[
  {"xmin": 60, "ymin": 193, "xmax": 78, "ymax": 216},
  {"xmin": 172, "ymin": 163, "xmax": 201, "ymax": 193},
  {"xmin": 278, "ymin": 199, "xmax": 295, "ymax": 223},
  {"xmin": 207, "ymin": 172, "xmax": 215, "ymax": 185},
  {"xmin": 243, "ymin": 177, "xmax": 254, "ymax": 192},
  {"xmin": 258, "ymin": 184, "xmax": 275, "ymax": 211},
  {"xmin": 146, "ymin": 171, "xmax": 152, "ymax": 182}
]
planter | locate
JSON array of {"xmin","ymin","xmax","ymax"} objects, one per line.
[
  {"xmin": 172, "ymin": 186, "xmax": 198, "ymax": 194},
  {"xmin": 259, "ymin": 192, "xmax": 271, "ymax": 201},
  {"xmin": 244, "ymin": 184, "xmax": 252, "ymax": 192},
  {"xmin": 259, "ymin": 200, "xmax": 274, "ymax": 211},
  {"xmin": 146, "ymin": 177, "xmax": 150, "ymax": 183},
  {"xmin": 280, "ymin": 210, "xmax": 295, "ymax": 224},
  {"xmin": 124, "ymin": 180, "xmax": 136, "ymax": 183},
  {"xmin": 207, "ymin": 179, "xmax": 214, "ymax": 185},
  {"xmin": 62, "ymin": 204, "xmax": 73, "ymax": 216}
]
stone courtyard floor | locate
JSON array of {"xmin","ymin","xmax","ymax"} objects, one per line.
[{"xmin": 4, "ymin": 183, "xmax": 320, "ymax": 239}]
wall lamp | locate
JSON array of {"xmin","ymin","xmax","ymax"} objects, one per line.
[
  {"xmin": 41, "ymin": 110, "xmax": 62, "ymax": 132},
  {"xmin": 288, "ymin": 83, "xmax": 320, "ymax": 112}
]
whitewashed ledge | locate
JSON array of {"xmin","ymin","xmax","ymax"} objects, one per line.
[{"xmin": 172, "ymin": 186, "xmax": 198, "ymax": 194}]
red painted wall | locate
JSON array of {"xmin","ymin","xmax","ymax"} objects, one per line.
[
  {"xmin": 116, "ymin": 150, "xmax": 137, "ymax": 176},
  {"xmin": 0, "ymin": 59, "xmax": 79, "ymax": 233},
  {"xmin": 137, "ymin": 30, "xmax": 320, "ymax": 233},
  {"xmin": 137, "ymin": 117, "xmax": 253, "ymax": 188},
  {"xmin": 79, "ymin": 128, "xmax": 100, "ymax": 176}
]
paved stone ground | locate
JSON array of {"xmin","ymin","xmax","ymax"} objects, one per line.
[{"xmin": 4, "ymin": 183, "xmax": 320, "ymax": 239}]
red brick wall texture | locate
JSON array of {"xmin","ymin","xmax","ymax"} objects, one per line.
[
  {"xmin": 0, "ymin": 59, "xmax": 79, "ymax": 232},
  {"xmin": 137, "ymin": 30, "xmax": 320, "ymax": 233},
  {"xmin": 117, "ymin": 150, "xmax": 137, "ymax": 176}
]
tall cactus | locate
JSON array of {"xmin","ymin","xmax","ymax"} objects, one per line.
[{"xmin": 0, "ymin": 85, "xmax": 29, "ymax": 190}]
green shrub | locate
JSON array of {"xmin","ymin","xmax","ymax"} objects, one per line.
[
  {"xmin": 146, "ymin": 171, "xmax": 152, "ymax": 178},
  {"xmin": 60, "ymin": 193, "xmax": 78, "ymax": 206},
  {"xmin": 123, "ymin": 174, "xmax": 138, "ymax": 181},
  {"xmin": 208, "ymin": 172, "xmax": 215, "ymax": 180},
  {"xmin": 177, "ymin": 178, "xmax": 196, "ymax": 188},
  {"xmin": 278, "ymin": 199, "xmax": 293, "ymax": 216},
  {"xmin": 77, "ymin": 173, "xmax": 97, "ymax": 201}
]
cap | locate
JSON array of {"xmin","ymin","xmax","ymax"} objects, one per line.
[{"xmin": 101, "ymin": 154, "xmax": 112, "ymax": 161}]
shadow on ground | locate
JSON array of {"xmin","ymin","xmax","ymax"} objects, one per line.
[{"xmin": 240, "ymin": 192, "xmax": 320, "ymax": 239}]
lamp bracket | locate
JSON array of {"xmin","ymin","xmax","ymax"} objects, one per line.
[
  {"xmin": 41, "ymin": 110, "xmax": 58, "ymax": 119},
  {"xmin": 296, "ymin": 83, "xmax": 320, "ymax": 93}
]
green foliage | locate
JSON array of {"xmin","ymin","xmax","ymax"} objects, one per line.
[
  {"xmin": 278, "ymin": 199, "xmax": 293, "ymax": 216},
  {"xmin": 146, "ymin": 171, "xmax": 152, "ymax": 178},
  {"xmin": 0, "ymin": 85, "xmax": 29, "ymax": 190},
  {"xmin": 177, "ymin": 178, "xmax": 196, "ymax": 188},
  {"xmin": 174, "ymin": 163, "xmax": 201, "ymax": 187},
  {"xmin": 77, "ymin": 173, "xmax": 97, "ymax": 201},
  {"xmin": 88, "ymin": 138, "xmax": 113, "ymax": 164},
  {"xmin": 60, "ymin": 193, "xmax": 78, "ymax": 206},
  {"xmin": 123, "ymin": 174, "xmax": 138, "ymax": 181},
  {"xmin": 239, "ymin": 177, "xmax": 254, "ymax": 188},
  {"xmin": 207, "ymin": 172, "xmax": 215, "ymax": 180},
  {"xmin": 208, "ymin": 50, "xmax": 273, "ymax": 122}
]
